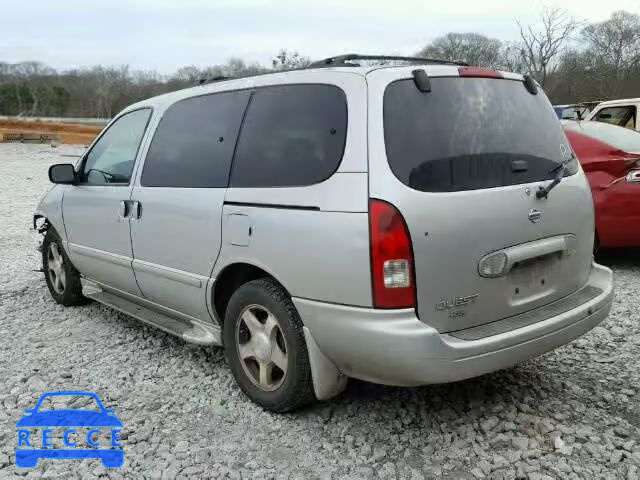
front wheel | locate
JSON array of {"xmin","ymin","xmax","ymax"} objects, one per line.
[
  {"xmin": 223, "ymin": 278, "xmax": 315, "ymax": 412},
  {"xmin": 42, "ymin": 229, "xmax": 86, "ymax": 306}
]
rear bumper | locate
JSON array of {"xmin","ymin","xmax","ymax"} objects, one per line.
[{"xmin": 294, "ymin": 262, "xmax": 613, "ymax": 386}]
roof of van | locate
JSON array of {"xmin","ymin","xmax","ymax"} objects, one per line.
[
  {"xmin": 594, "ymin": 98, "xmax": 640, "ymax": 106},
  {"xmin": 121, "ymin": 63, "xmax": 525, "ymax": 115}
]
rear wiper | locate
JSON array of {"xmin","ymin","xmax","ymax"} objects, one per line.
[{"xmin": 536, "ymin": 155, "xmax": 575, "ymax": 199}]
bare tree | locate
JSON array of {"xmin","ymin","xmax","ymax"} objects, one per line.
[
  {"xmin": 582, "ymin": 11, "xmax": 640, "ymax": 69},
  {"xmin": 582, "ymin": 10, "xmax": 640, "ymax": 96},
  {"xmin": 517, "ymin": 7, "xmax": 579, "ymax": 87},
  {"xmin": 272, "ymin": 49, "xmax": 311, "ymax": 70},
  {"xmin": 173, "ymin": 65, "xmax": 202, "ymax": 84},
  {"xmin": 19, "ymin": 62, "xmax": 56, "ymax": 115},
  {"xmin": 417, "ymin": 33, "xmax": 503, "ymax": 67},
  {"xmin": 498, "ymin": 42, "xmax": 527, "ymax": 73}
]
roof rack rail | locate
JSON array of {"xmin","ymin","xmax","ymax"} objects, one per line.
[
  {"xmin": 197, "ymin": 75, "xmax": 236, "ymax": 86},
  {"xmin": 308, "ymin": 54, "xmax": 468, "ymax": 68}
]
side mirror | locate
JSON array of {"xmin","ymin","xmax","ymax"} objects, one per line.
[
  {"xmin": 626, "ymin": 169, "xmax": 640, "ymax": 183},
  {"xmin": 48, "ymin": 164, "xmax": 76, "ymax": 184}
]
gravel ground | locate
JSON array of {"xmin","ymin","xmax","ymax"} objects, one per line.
[{"xmin": 1, "ymin": 143, "xmax": 639, "ymax": 480}]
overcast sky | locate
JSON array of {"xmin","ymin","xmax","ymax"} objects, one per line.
[{"xmin": 2, "ymin": 0, "xmax": 639, "ymax": 74}]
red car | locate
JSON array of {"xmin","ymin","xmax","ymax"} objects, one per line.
[{"xmin": 563, "ymin": 120, "xmax": 640, "ymax": 249}]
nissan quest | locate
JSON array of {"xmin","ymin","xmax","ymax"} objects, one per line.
[{"xmin": 34, "ymin": 54, "xmax": 614, "ymax": 412}]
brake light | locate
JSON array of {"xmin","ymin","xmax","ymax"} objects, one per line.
[
  {"xmin": 458, "ymin": 66, "xmax": 503, "ymax": 79},
  {"xmin": 369, "ymin": 199, "xmax": 415, "ymax": 308}
]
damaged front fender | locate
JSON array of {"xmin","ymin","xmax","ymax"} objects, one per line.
[{"xmin": 33, "ymin": 184, "xmax": 67, "ymax": 242}]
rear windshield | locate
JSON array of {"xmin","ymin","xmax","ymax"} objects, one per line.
[
  {"xmin": 563, "ymin": 121, "xmax": 640, "ymax": 154},
  {"xmin": 384, "ymin": 78, "xmax": 577, "ymax": 192}
]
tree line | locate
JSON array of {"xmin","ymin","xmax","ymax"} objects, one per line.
[
  {"xmin": 0, "ymin": 50, "xmax": 312, "ymax": 118},
  {"xmin": 418, "ymin": 9, "xmax": 640, "ymax": 102},
  {"xmin": 1, "ymin": 8, "xmax": 639, "ymax": 118}
]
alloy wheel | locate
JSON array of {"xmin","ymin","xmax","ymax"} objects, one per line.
[
  {"xmin": 235, "ymin": 304, "xmax": 288, "ymax": 391},
  {"xmin": 47, "ymin": 243, "xmax": 66, "ymax": 295}
]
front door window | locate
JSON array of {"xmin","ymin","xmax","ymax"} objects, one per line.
[{"xmin": 80, "ymin": 109, "xmax": 151, "ymax": 185}]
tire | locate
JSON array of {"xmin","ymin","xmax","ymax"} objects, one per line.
[
  {"xmin": 42, "ymin": 228, "xmax": 86, "ymax": 306},
  {"xmin": 223, "ymin": 278, "xmax": 315, "ymax": 412}
]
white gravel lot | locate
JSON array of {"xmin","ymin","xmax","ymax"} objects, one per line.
[{"xmin": 1, "ymin": 143, "xmax": 639, "ymax": 480}]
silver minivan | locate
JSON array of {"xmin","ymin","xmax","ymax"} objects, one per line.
[{"xmin": 35, "ymin": 55, "xmax": 614, "ymax": 412}]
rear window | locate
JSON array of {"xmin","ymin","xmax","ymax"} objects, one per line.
[
  {"xmin": 229, "ymin": 84, "xmax": 347, "ymax": 188},
  {"xmin": 564, "ymin": 121, "xmax": 640, "ymax": 153},
  {"xmin": 384, "ymin": 78, "xmax": 577, "ymax": 192}
]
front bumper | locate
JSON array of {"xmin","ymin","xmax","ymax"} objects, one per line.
[{"xmin": 294, "ymin": 262, "xmax": 613, "ymax": 386}]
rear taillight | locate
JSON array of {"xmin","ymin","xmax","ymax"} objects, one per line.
[{"xmin": 369, "ymin": 199, "xmax": 415, "ymax": 309}]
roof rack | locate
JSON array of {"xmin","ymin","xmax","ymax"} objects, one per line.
[
  {"xmin": 190, "ymin": 55, "xmax": 468, "ymax": 88},
  {"xmin": 308, "ymin": 54, "xmax": 468, "ymax": 68},
  {"xmin": 197, "ymin": 75, "xmax": 236, "ymax": 86}
]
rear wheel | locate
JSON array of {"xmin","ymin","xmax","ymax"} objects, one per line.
[
  {"xmin": 42, "ymin": 229, "xmax": 86, "ymax": 306},
  {"xmin": 223, "ymin": 278, "xmax": 315, "ymax": 412}
]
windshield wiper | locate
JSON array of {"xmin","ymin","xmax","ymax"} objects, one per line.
[{"xmin": 536, "ymin": 155, "xmax": 575, "ymax": 199}]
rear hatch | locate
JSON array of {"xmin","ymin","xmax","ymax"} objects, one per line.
[{"xmin": 366, "ymin": 66, "xmax": 595, "ymax": 333}]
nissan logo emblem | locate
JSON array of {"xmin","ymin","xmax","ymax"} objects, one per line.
[{"xmin": 529, "ymin": 208, "xmax": 541, "ymax": 223}]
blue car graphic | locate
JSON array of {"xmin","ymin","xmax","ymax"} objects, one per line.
[{"xmin": 15, "ymin": 391, "xmax": 123, "ymax": 468}]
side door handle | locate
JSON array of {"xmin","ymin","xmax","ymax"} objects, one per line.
[
  {"xmin": 118, "ymin": 200, "xmax": 130, "ymax": 221},
  {"xmin": 131, "ymin": 201, "xmax": 142, "ymax": 220},
  {"xmin": 118, "ymin": 200, "xmax": 142, "ymax": 221}
]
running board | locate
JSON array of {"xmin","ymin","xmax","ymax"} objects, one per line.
[{"xmin": 82, "ymin": 281, "xmax": 220, "ymax": 346}]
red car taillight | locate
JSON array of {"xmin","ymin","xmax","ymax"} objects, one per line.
[{"xmin": 369, "ymin": 199, "xmax": 416, "ymax": 309}]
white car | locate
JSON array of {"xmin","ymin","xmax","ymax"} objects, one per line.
[{"xmin": 585, "ymin": 98, "xmax": 639, "ymax": 131}]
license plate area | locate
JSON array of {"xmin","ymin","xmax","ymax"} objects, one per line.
[{"xmin": 508, "ymin": 252, "xmax": 562, "ymax": 304}]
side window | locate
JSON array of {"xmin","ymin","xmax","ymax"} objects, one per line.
[
  {"xmin": 80, "ymin": 109, "xmax": 151, "ymax": 185},
  {"xmin": 593, "ymin": 106, "xmax": 636, "ymax": 129},
  {"xmin": 230, "ymin": 84, "xmax": 347, "ymax": 188},
  {"xmin": 624, "ymin": 108, "xmax": 637, "ymax": 129},
  {"xmin": 141, "ymin": 90, "xmax": 251, "ymax": 188}
]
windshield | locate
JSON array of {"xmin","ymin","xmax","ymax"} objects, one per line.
[
  {"xmin": 383, "ymin": 77, "xmax": 578, "ymax": 192},
  {"xmin": 563, "ymin": 121, "xmax": 640, "ymax": 154},
  {"xmin": 560, "ymin": 106, "xmax": 587, "ymax": 120}
]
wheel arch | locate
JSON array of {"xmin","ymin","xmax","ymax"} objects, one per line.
[
  {"xmin": 34, "ymin": 213, "xmax": 70, "ymax": 254},
  {"xmin": 211, "ymin": 261, "xmax": 347, "ymax": 403},
  {"xmin": 33, "ymin": 184, "xmax": 68, "ymax": 241},
  {"xmin": 211, "ymin": 261, "xmax": 291, "ymax": 326}
]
